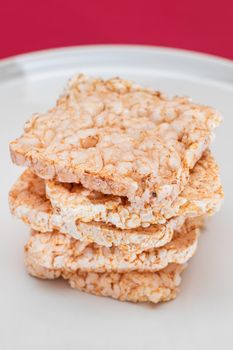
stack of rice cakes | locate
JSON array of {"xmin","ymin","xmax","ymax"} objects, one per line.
[{"xmin": 9, "ymin": 75, "xmax": 223, "ymax": 304}]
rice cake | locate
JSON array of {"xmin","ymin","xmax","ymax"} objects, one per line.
[
  {"xmin": 10, "ymin": 74, "xmax": 222, "ymax": 210},
  {"xmin": 9, "ymin": 152, "xmax": 222, "ymax": 252},
  {"xmin": 25, "ymin": 255, "xmax": 186, "ymax": 304},
  {"xmin": 25, "ymin": 218, "xmax": 200, "ymax": 273},
  {"xmin": 45, "ymin": 151, "xmax": 223, "ymax": 229},
  {"xmin": 9, "ymin": 170, "xmax": 185, "ymax": 252}
]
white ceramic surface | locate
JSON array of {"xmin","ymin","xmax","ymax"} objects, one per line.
[{"xmin": 1, "ymin": 45, "xmax": 233, "ymax": 350}]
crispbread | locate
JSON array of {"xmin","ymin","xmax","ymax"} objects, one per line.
[
  {"xmin": 10, "ymin": 74, "xmax": 222, "ymax": 210},
  {"xmin": 25, "ymin": 218, "xmax": 200, "ymax": 273},
  {"xmin": 45, "ymin": 151, "xmax": 223, "ymax": 229},
  {"xmin": 25, "ymin": 254, "xmax": 186, "ymax": 304},
  {"xmin": 9, "ymin": 170, "xmax": 185, "ymax": 252},
  {"xmin": 9, "ymin": 152, "xmax": 222, "ymax": 252}
]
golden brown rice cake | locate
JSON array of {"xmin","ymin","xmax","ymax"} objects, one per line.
[
  {"xmin": 9, "ymin": 169, "xmax": 185, "ymax": 252},
  {"xmin": 45, "ymin": 151, "xmax": 223, "ymax": 228},
  {"xmin": 9, "ymin": 152, "xmax": 222, "ymax": 252},
  {"xmin": 10, "ymin": 74, "xmax": 222, "ymax": 210},
  {"xmin": 25, "ymin": 218, "xmax": 200, "ymax": 273},
  {"xmin": 25, "ymin": 255, "xmax": 186, "ymax": 304}
]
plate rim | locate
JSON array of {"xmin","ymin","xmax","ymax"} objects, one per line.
[{"xmin": 0, "ymin": 44, "xmax": 232, "ymax": 69}]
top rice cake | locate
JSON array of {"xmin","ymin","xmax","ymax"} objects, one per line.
[{"xmin": 10, "ymin": 74, "xmax": 222, "ymax": 209}]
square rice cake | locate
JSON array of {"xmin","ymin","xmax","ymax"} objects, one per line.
[
  {"xmin": 9, "ymin": 152, "xmax": 222, "ymax": 252},
  {"xmin": 45, "ymin": 150, "xmax": 223, "ymax": 228},
  {"xmin": 25, "ymin": 255, "xmax": 186, "ymax": 304},
  {"xmin": 25, "ymin": 217, "xmax": 201, "ymax": 273},
  {"xmin": 10, "ymin": 74, "xmax": 222, "ymax": 210}
]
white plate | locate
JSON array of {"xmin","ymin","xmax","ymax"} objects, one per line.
[{"xmin": 1, "ymin": 45, "xmax": 233, "ymax": 350}]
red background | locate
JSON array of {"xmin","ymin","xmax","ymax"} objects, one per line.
[{"xmin": 0, "ymin": 0, "xmax": 233, "ymax": 60}]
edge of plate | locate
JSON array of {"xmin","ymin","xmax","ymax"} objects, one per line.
[{"xmin": 0, "ymin": 44, "xmax": 232, "ymax": 84}]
